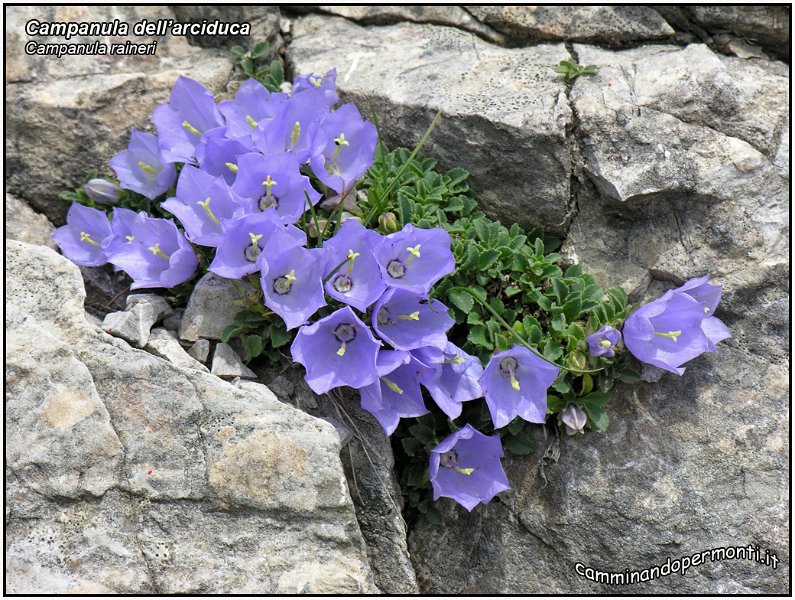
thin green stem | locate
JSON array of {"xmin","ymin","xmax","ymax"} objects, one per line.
[
  {"xmin": 364, "ymin": 110, "xmax": 441, "ymax": 226},
  {"xmin": 450, "ymin": 286, "xmax": 603, "ymax": 375},
  {"xmin": 322, "ymin": 255, "xmax": 353, "ymax": 285},
  {"xmin": 304, "ymin": 190, "xmax": 322, "ymax": 248}
]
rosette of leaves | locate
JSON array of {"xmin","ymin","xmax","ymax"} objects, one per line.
[{"xmin": 230, "ymin": 40, "xmax": 285, "ymax": 92}]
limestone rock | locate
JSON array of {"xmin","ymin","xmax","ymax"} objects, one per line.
[
  {"xmin": 188, "ymin": 339, "xmax": 211, "ymax": 363},
  {"xmin": 172, "ymin": 6, "xmax": 281, "ymax": 50},
  {"xmin": 686, "ymin": 6, "xmax": 790, "ymax": 59},
  {"xmin": 146, "ymin": 328, "xmax": 209, "ymax": 372},
  {"xmin": 101, "ymin": 294, "xmax": 172, "ymax": 347},
  {"xmin": 288, "ymin": 15, "xmax": 573, "ymax": 234},
  {"xmin": 4, "ymin": 194, "xmax": 57, "ymax": 249},
  {"xmin": 179, "ymin": 273, "xmax": 253, "ymax": 342},
  {"xmin": 211, "ymin": 342, "xmax": 257, "ymax": 379},
  {"xmin": 467, "ymin": 5, "xmax": 675, "ymax": 45},
  {"xmin": 5, "ymin": 5, "xmax": 234, "ymax": 225},
  {"xmin": 162, "ymin": 308, "xmax": 184, "ymax": 332},
  {"xmin": 6, "ymin": 240, "xmax": 377, "ymax": 594}
]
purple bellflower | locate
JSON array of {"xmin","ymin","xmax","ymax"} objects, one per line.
[
  {"xmin": 290, "ymin": 306, "xmax": 381, "ymax": 394},
  {"xmin": 291, "ymin": 69, "xmax": 339, "ymax": 109},
  {"xmin": 217, "ymin": 78, "xmax": 287, "ymax": 144},
  {"xmin": 260, "ymin": 228, "xmax": 327, "ymax": 330},
  {"xmin": 622, "ymin": 284, "xmax": 729, "ymax": 375},
  {"xmin": 51, "ymin": 203, "xmax": 113, "ymax": 267},
  {"xmin": 479, "ymin": 345, "xmax": 560, "ymax": 429},
  {"xmin": 160, "ymin": 165, "xmax": 249, "ymax": 247},
  {"xmin": 323, "ymin": 219, "xmax": 387, "ymax": 312},
  {"xmin": 194, "ymin": 135, "xmax": 253, "ymax": 185},
  {"xmin": 373, "ymin": 288, "xmax": 454, "ymax": 351},
  {"xmin": 672, "ymin": 275, "xmax": 731, "ymax": 351},
  {"xmin": 109, "ymin": 129, "xmax": 176, "ymax": 200},
  {"xmin": 107, "ymin": 214, "xmax": 198, "ymax": 289},
  {"xmin": 414, "ymin": 342, "xmax": 484, "ymax": 419},
  {"xmin": 429, "ymin": 424, "xmax": 511, "ymax": 511},
  {"xmin": 561, "ymin": 405, "xmax": 587, "ymax": 435},
  {"xmin": 359, "ymin": 350, "xmax": 429, "ymax": 435},
  {"xmin": 208, "ymin": 209, "xmax": 305, "ymax": 279},
  {"xmin": 232, "ymin": 152, "xmax": 321, "ymax": 224},
  {"xmin": 310, "ymin": 103, "xmax": 378, "ymax": 194},
  {"xmin": 373, "ymin": 224, "xmax": 455, "ymax": 295},
  {"xmin": 586, "ymin": 325, "xmax": 622, "ymax": 358},
  {"xmin": 151, "ymin": 76, "xmax": 224, "ymax": 163},
  {"xmin": 84, "ymin": 178, "xmax": 122, "ymax": 205},
  {"xmin": 104, "ymin": 207, "xmax": 145, "ymax": 257},
  {"xmin": 254, "ymin": 93, "xmax": 328, "ymax": 163}
]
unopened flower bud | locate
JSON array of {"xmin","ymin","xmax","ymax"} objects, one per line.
[
  {"xmin": 379, "ymin": 212, "xmax": 399, "ymax": 233},
  {"xmin": 561, "ymin": 404, "xmax": 587, "ymax": 435},
  {"xmin": 84, "ymin": 178, "xmax": 122, "ymax": 205},
  {"xmin": 566, "ymin": 351, "xmax": 588, "ymax": 372},
  {"xmin": 307, "ymin": 218, "xmax": 328, "ymax": 238}
]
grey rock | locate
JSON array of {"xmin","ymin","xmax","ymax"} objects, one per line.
[
  {"xmin": 292, "ymin": 5, "xmax": 505, "ymax": 44},
  {"xmin": 162, "ymin": 308, "xmax": 185, "ymax": 332},
  {"xmin": 179, "ymin": 273, "xmax": 254, "ymax": 342},
  {"xmin": 211, "ymin": 342, "xmax": 257, "ymax": 379},
  {"xmin": 686, "ymin": 6, "xmax": 790, "ymax": 59},
  {"xmin": 101, "ymin": 294, "xmax": 172, "ymax": 347},
  {"xmin": 6, "ymin": 240, "xmax": 377, "ymax": 594},
  {"xmin": 126, "ymin": 294, "xmax": 173, "ymax": 321},
  {"xmin": 146, "ymin": 328, "xmax": 209, "ymax": 372},
  {"xmin": 468, "ymin": 5, "xmax": 674, "ymax": 45},
  {"xmin": 78, "ymin": 265, "xmax": 131, "ymax": 317},
  {"xmin": 4, "ymin": 194, "xmax": 57, "ymax": 249},
  {"xmin": 187, "ymin": 339, "xmax": 211, "ymax": 363},
  {"xmin": 6, "ymin": 5, "xmax": 234, "ymax": 225},
  {"xmin": 172, "ymin": 6, "xmax": 281, "ymax": 50},
  {"xmin": 288, "ymin": 15, "xmax": 573, "ymax": 234}
]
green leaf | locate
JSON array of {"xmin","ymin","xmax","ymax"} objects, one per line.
[
  {"xmin": 269, "ymin": 326, "xmax": 292, "ymax": 348},
  {"xmin": 243, "ymin": 334, "xmax": 264, "ymax": 362},
  {"xmin": 269, "ymin": 59, "xmax": 284, "ymax": 82},
  {"xmin": 230, "ymin": 45, "xmax": 246, "ymax": 56},
  {"xmin": 473, "ymin": 219, "xmax": 491, "ymax": 243},
  {"xmin": 546, "ymin": 395, "xmax": 567, "ymax": 414},
  {"xmin": 408, "ymin": 424, "xmax": 437, "ymax": 446},
  {"xmin": 425, "ymin": 504, "xmax": 443, "ymax": 525},
  {"xmin": 401, "ymin": 437, "xmax": 422, "ymax": 457},
  {"xmin": 503, "ymin": 434, "xmax": 534, "ymax": 455},
  {"xmin": 468, "ymin": 325, "xmax": 493, "ymax": 349},
  {"xmin": 406, "ymin": 463, "xmax": 429, "ymax": 487},
  {"xmin": 582, "ymin": 403, "xmax": 609, "ymax": 431},
  {"xmin": 507, "ymin": 418, "xmax": 524, "ymax": 435},
  {"xmin": 543, "ymin": 340, "xmax": 563, "ymax": 362},
  {"xmin": 448, "ymin": 288, "xmax": 475, "ymax": 313},
  {"xmin": 221, "ymin": 324, "xmax": 246, "ymax": 343},
  {"xmin": 251, "ymin": 40, "xmax": 270, "ymax": 58},
  {"xmin": 478, "ymin": 248, "xmax": 501, "ymax": 270}
]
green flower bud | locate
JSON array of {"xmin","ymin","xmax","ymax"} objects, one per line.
[{"xmin": 379, "ymin": 212, "xmax": 399, "ymax": 233}]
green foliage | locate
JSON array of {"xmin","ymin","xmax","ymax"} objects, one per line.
[
  {"xmin": 554, "ymin": 59, "xmax": 598, "ymax": 82},
  {"xmin": 230, "ymin": 40, "xmax": 285, "ymax": 92}
]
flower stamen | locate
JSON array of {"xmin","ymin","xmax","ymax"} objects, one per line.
[
  {"xmin": 225, "ymin": 162, "xmax": 239, "ymax": 173},
  {"xmin": 382, "ymin": 377, "xmax": 404, "ymax": 395},
  {"xmin": 197, "ymin": 197, "xmax": 220, "ymax": 225},
  {"xmin": 654, "ymin": 330, "xmax": 682, "ymax": 343},
  {"xmin": 138, "ymin": 161, "xmax": 157, "ymax": 176},
  {"xmin": 405, "ymin": 244, "xmax": 421, "ymax": 264},
  {"xmin": 398, "ymin": 311, "xmax": 420, "ymax": 321},
  {"xmin": 182, "ymin": 120, "xmax": 201, "ymax": 136},
  {"xmin": 345, "ymin": 249, "xmax": 360, "ymax": 274},
  {"xmin": 290, "ymin": 121, "xmax": 301, "ymax": 147},
  {"xmin": 246, "ymin": 115, "xmax": 258, "ymax": 128},
  {"xmin": 80, "ymin": 232, "xmax": 99, "ymax": 246},
  {"xmin": 148, "ymin": 242, "xmax": 171, "ymax": 261}
]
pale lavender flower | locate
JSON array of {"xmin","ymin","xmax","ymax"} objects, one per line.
[
  {"xmin": 561, "ymin": 405, "xmax": 587, "ymax": 435},
  {"xmin": 373, "ymin": 224, "xmax": 455, "ymax": 295},
  {"xmin": 217, "ymin": 78, "xmax": 287, "ymax": 143},
  {"xmin": 51, "ymin": 203, "xmax": 113, "ymax": 267},
  {"xmin": 194, "ymin": 135, "xmax": 253, "ymax": 185},
  {"xmin": 109, "ymin": 129, "xmax": 176, "ymax": 200},
  {"xmin": 83, "ymin": 178, "xmax": 122, "ymax": 205},
  {"xmin": 372, "ymin": 288, "xmax": 454, "ymax": 351},
  {"xmin": 414, "ymin": 342, "xmax": 484, "ymax": 419},
  {"xmin": 586, "ymin": 325, "xmax": 622, "ymax": 358}
]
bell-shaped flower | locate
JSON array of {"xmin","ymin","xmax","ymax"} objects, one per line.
[
  {"xmin": 414, "ymin": 342, "xmax": 484, "ymax": 419},
  {"xmin": 429, "ymin": 424, "xmax": 510, "ymax": 512},
  {"xmin": 209, "ymin": 209, "xmax": 305, "ymax": 279},
  {"xmin": 310, "ymin": 103, "xmax": 378, "ymax": 194},
  {"xmin": 323, "ymin": 219, "xmax": 387, "ymax": 312},
  {"xmin": 104, "ymin": 207, "xmax": 146, "ymax": 257},
  {"xmin": 373, "ymin": 224, "xmax": 455, "ymax": 295},
  {"xmin": 160, "ymin": 166, "xmax": 249, "ymax": 247},
  {"xmin": 561, "ymin": 405, "xmax": 587, "ymax": 435},
  {"xmin": 84, "ymin": 178, "xmax": 122, "ymax": 205},
  {"xmin": 195, "ymin": 135, "xmax": 253, "ymax": 185},
  {"xmin": 260, "ymin": 229, "xmax": 327, "ymax": 330},
  {"xmin": 372, "ymin": 288, "xmax": 454, "ymax": 351},
  {"xmin": 291, "ymin": 69, "xmax": 339, "ymax": 109},
  {"xmin": 151, "ymin": 76, "xmax": 225, "ymax": 163},
  {"xmin": 232, "ymin": 152, "xmax": 321, "ymax": 224},
  {"xmin": 359, "ymin": 350, "xmax": 429, "ymax": 435},
  {"xmin": 623, "ymin": 288, "xmax": 729, "ymax": 375},
  {"xmin": 51, "ymin": 203, "xmax": 113, "ymax": 267},
  {"xmin": 107, "ymin": 214, "xmax": 198, "ymax": 289},
  {"xmin": 253, "ymin": 92, "xmax": 328, "ymax": 163},
  {"xmin": 109, "ymin": 129, "xmax": 176, "ymax": 200},
  {"xmin": 586, "ymin": 325, "xmax": 622, "ymax": 358},
  {"xmin": 290, "ymin": 306, "xmax": 381, "ymax": 394},
  {"xmin": 672, "ymin": 275, "xmax": 731, "ymax": 352},
  {"xmin": 479, "ymin": 345, "xmax": 560, "ymax": 429},
  {"xmin": 218, "ymin": 78, "xmax": 288, "ymax": 144}
]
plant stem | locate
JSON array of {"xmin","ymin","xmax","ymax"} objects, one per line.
[{"xmin": 304, "ymin": 190, "xmax": 323, "ymax": 248}]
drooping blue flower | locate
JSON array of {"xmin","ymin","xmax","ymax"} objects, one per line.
[
  {"xmin": 413, "ymin": 342, "xmax": 484, "ymax": 419},
  {"xmin": 208, "ymin": 209, "xmax": 306, "ymax": 279},
  {"xmin": 51, "ymin": 203, "xmax": 113, "ymax": 267},
  {"xmin": 429, "ymin": 424, "xmax": 511, "ymax": 512},
  {"xmin": 104, "ymin": 207, "xmax": 146, "ymax": 257},
  {"xmin": 160, "ymin": 165, "xmax": 249, "ymax": 247},
  {"xmin": 622, "ymin": 287, "xmax": 729, "ymax": 375},
  {"xmin": 109, "ymin": 129, "xmax": 176, "ymax": 200},
  {"xmin": 260, "ymin": 228, "xmax": 327, "ymax": 330},
  {"xmin": 586, "ymin": 325, "xmax": 622, "ymax": 358},
  {"xmin": 291, "ymin": 306, "xmax": 381, "ymax": 394},
  {"xmin": 323, "ymin": 219, "xmax": 387, "ymax": 312},
  {"xmin": 359, "ymin": 350, "xmax": 429, "ymax": 435},
  {"xmin": 107, "ymin": 214, "xmax": 198, "ymax": 289},
  {"xmin": 194, "ymin": 135, "xmax": 253, "ymax": 185},
  {"xmin": 232, "ymin": 152, "xmax": 321, "ymax": 224},
  {"xmin": 310, "ymin": 103, "xmax": 378, "ymax": 194},
  {"xmin": 151, "ymin": 76, "xmax": 225, "ymax": 163},
  {"xmin": 83, "ymin": 178, "xmax": 122, "ymax": 205},
  {"xmin": 217, "ymin": 78, "xmax": 288, "ymax": 144},
  {"xmin": 672, "ymin": 275, "xmax": 731, "ymax": 351},
  {"xmin": 561, "ymin": 405, "xmax": 587, "ymax": 436},
  {"xmin": 291, "ymin": 69, "xmax": 339, "ymax": 109},
  {"xmin": 372, "ymin": 288, "xmax": 454, "ymax": 351},
  {"xmin": 479, "ymin": 346, "xmax": 560, "ymax": 429},
  {"xmin": 373, "ymin": 224, "xmax": 455, "ymax": 295}
]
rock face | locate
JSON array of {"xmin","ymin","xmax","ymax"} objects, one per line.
[
  {"xmin": 288, "ymin": 15, "xmax": 574, "ymax": 235},
  {"xmin": 5, "ymin": 240, "xmax": 377, "ymax": 594},
  {"xmin": 4, "ymin": 194, "xmax": 58, "ymax": 250}
]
